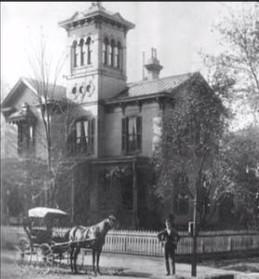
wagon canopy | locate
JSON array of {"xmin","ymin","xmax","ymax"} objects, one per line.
[{"xmin": 28, "ymin": 207, "xmax": 68, "ymax": 218}]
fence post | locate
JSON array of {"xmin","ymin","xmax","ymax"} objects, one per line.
[
  {"xmin": 228, "ymin": 237, "xmax": 233, "ymax": 251},
  {"xmin": 124, "ymin": 235, "xmax": 127, "ymax": 252}
]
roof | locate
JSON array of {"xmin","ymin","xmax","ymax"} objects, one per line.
[
  {"xmin": 23, "ymin": 78, "xmax": 66, "ymax": 101},
  {"xmin": 1, "ymin": 77, "xmax": 66, "ymax": 109},
  {"xmin": 58, "ymin": 2, "xmax": 135, "ymax": 31},
  {"xmin": 28, "ymin": 207, "xmax": 68, "ymax": 218},
  {"xmin": 116, "ymin": 72, "xmax": 198, "ymax": 99}
]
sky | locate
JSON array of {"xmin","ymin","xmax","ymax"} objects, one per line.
[{"xmin": 1, "ymin": 2, "xmax": 238, "ymax": 91}]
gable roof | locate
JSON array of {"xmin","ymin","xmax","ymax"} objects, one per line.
[
  {"xmin": 115, "ymin": 72, "xmax": 199, "ymax": 100},
  {"xmin": 1, "ymin": 77, "xmax": 66, "ymax": 109},
  {"xmin": 23, "ymin": 78, "xmax": 66, "ymax": 101}
]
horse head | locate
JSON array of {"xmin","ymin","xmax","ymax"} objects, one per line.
[{"xmin": 107, "ymin": 215, "xmax": 119, "ymax": 230}]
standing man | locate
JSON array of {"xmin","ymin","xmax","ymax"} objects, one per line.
[{"xmin": 157, "ymin": 218, "xmax": 180, "ymax": 276}]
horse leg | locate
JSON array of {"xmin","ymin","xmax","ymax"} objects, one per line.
[
  {"xmin": 70, "ymin": 247, "xmax": 74, "ymax": 274},
  {"xmin": 92, "ymin": 249, "xmax": 97, "ymax": 275},
  {"xmin": 96, "ymin": 247, "xmax": 102, "ymax": 275},
  {"xmin": 74, "ymin": 247, "xmax": 80, "ymax": 274}
]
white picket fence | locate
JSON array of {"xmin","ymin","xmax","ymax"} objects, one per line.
[{"xmin": 1, "ymin": 226, "xmax": 259, "ymax": 257}]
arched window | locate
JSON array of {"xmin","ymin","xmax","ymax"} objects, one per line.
[
  {"xmin": 103, "ymin": 37, "xmax": 109, "ymax": 65},
  {"xmin": 79, "ymin": 39, "xmax": 85, "ymax": 66},
  {"xmin": 86, "ymin": 37, "xmax": 92, "ymax": 65},
  {"xmin": 72, "ymin": 41, "xmax": 78, "ymax": 68},
  {"xmin": 117, "ymin": 42, "xmax": 122, "ymax": 69},
  {"xmin": 110, "ymin": 40, "xmax": 115, "ymax": 67},
  {"xmin": 114, "ymin": 44, "xmax": 118, "ymax": 68}
]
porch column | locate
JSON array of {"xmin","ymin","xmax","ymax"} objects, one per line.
[{"xmin": 132, "ymin": 161, "xmax": 138, "ymax": 228}]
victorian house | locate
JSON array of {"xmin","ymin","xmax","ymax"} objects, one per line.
[{"xmin": 1, "ymin": 2, "xmax": 220, "ymax": 228}]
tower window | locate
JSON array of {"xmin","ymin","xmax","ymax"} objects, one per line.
[
  {"xmin": 103, "ymin": 38, "xmax": 109, "ymax": 65},
  {"xmin": 80, "ymin": 39, "xmax": 85, "ymax": 66},
  {"xmin": 72, "ymin": 41, "xmax": 78, "ymax": 68},
  {"xmin": 86, "ymin": 37, "xmax": 92, "ymax": 65},
  {"xmin": 110, "ymin": 40, "xmax": 115, "ymax": 67},
  {"xmin": 114, "ymin": 45, "xmax": 118, "ymax": 68},
  {"xmin": 117, "ymin": 42, "xmax": 122, "ymax": 69}
]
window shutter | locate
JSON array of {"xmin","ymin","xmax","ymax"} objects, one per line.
[
  {"xmin": 90, "ymin": 118, "xmax": 95, "ymax": 152},
  {"xmin": 122, "ymin": 118, "xmax": 128, "ymax": 153},
  {"xmin": 136, "ymin": 116, "xmax": 142, "ymax": 151}
]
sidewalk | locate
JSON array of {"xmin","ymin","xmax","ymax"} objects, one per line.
[{"xmin": 1, "ymin": 249, "xmax": 259, "ymax": 279}]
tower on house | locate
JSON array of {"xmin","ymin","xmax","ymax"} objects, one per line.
[
  {"xmin": 59, "ymin": 1, "xmax": 135, "ymax": 103},
  {"xmin": 58, "ymin": 2, "xmax": 135, "ymax": 157}
]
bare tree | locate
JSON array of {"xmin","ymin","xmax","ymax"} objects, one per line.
[{"xmin": 25, "ymin": 28, "xmax": 80, "ymax": 209}]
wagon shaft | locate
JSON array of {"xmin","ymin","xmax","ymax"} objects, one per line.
[{"xmin": 53, "ymin": 238, "xmax": 97, "ymax": 247}]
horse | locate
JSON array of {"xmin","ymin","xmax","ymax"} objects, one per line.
[{"xmin": 66, "ymin": 215, "xmax": 118, "ymax": 275}]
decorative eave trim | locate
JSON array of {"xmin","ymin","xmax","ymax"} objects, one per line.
[
  {"xmin": 104, "ymin": 92, "xmax": 174, "ymax": 106},
  {"xmin": 59, "ymin": 12, "xmax": 135, "ymax": 32}
]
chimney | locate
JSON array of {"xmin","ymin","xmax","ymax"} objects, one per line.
[{"xmin": 144, "ymin": 48, "xmax": 163, "ymax": 81}]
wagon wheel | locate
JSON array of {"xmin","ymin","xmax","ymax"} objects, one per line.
[
  {"xmin": 35, "ymin": 243, "xmax": 54, "ymax": 275},
  {"xmin": 15, "ymin": 238, "xmax": 32, "ymax": 269}
]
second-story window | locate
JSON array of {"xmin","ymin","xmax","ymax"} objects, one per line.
[
  {"xmin": 74, "ymin": 118, "xmax": 95, "ymax": 154},
  {"xmin": 122, "ymin": 116, "xmax": 142, "ymax": 154}
]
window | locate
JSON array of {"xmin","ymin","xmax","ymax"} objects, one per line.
[
  {"xmin": 18, "ymin": 123, "xmax": 35, "ymax": 155},
  {"xmin": 110, "ymin": 40, "xmax": 115, "ymax": 67},
  {"xmin": 73, "ymin": 118, "xmax": 95, "ymax": 154},
  {"xmin": 72, "ymin": 41, "xmax": 78, "ymax": 68},
  {"xmin": 86, "ymin": 37, "xmax": 92, "ymax": 65},
  {"xmin": 79, "ymin": 39, "xmax": 85, "ymax": 66},
  {"xmin": 117, "ymin": 42, "xmax": 121, "ymax": 69},
  {"xmin": 103, "ymin": 38, "xmax": 109, "ymax": 65},
  {"xmin": 122, "ymin": 116, "xmax": 142, "ymax": 153}
]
